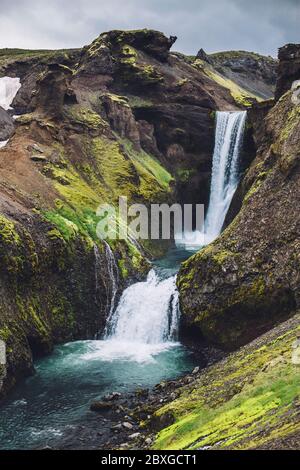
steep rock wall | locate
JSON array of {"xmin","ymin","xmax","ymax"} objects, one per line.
[{"xmin": 177, "ymin": 46, "xmax": 300, "ymax": 350}]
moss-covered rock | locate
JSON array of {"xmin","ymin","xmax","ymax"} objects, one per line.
[{"xmin": 152, "ymin": 314, "xmax": 300, "ymax": 450}]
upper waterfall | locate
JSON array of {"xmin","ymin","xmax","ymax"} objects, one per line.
[
  {"xmin": 177, "ymin": 110, "xmax": 247, "ymax": 249},
  {"xmin": 204, "ymin": 111, "xmax": 247, "ymax": 243}
]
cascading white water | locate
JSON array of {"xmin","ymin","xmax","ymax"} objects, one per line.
[
  {"xmin": 103, "ymin": 241, "xmax": 119, "ymax": 324},
  {"xmin": 85, "ymin": 268, "xmax": 179, "ymax": 363},
  {"xmin": 105, "ymin": 270, "xmax": 179, "ymax": 343},
  {"xmin": 204, "ymin": 111, "xmax": 247, "ymax": 243},
  {"xmin": 177, "ymin": 110, "xmax": 247, "ymax": 249},
  {"xmin": 93, "ymin": 242, "xmax": 119, "ymax": 319},
  {"xmin": 88, "ymin": 111, "xmax": 246, "ymax": 363}
]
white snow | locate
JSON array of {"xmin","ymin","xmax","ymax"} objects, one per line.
[{"xmin": 0, "ymin": 77, "xmax": 21, "ymax": 111}]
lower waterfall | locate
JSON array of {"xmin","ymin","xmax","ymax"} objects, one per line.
[{"xmin": 105, "ymin": 270, "xmax": 179, "ymax": 343}]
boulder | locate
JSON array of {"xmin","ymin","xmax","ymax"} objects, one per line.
[
  {"xmin": 102, "ymin": 29, "xmax": 177, "ymax": 62},
  {"xmin": 90, "ymin": 401, "xmax": 115, "ymax": 412},
  {"xmin": 196, "ymin": 48, "xmax": 212, "ymax": 64},
  {"xmin": 276, "ymin": 43, "xmax": 300, "ymax": 100}
]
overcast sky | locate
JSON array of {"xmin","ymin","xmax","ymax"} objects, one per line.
[{"xmin": 0, "ymin": 0, "xmax": 299, "ymax": 57}]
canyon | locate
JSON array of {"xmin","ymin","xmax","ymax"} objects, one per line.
[{"xmin": 0, "ymin": 29, "xmax": 299, "ymax": 450}]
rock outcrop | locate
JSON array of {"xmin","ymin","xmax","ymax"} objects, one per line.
[
  {"xmin": 209, "ymin": 50, "xmax": 277, "ymax": 100},
  {"xmin": 141, "ymin": 314, "xmax": 300, "ymax": 450},
  {"xmin": 275, "ymin": 43, "xmax": 300, "ymax": 100},
  {"xmin": 0, "ymin": 107, "xmax": 14, "ymax": 141},
  {"xmin": 178, "ymin": 45, "xmax": 300, "ymax": 351}
]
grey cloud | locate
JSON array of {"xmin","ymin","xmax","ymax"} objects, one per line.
[{"xmin": 0, "ymin": 0, "xmax": 298, "ymax": 56}]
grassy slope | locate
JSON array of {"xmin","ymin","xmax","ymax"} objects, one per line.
[{"xmin": 153, "ymin": 313, "xmax": 300, "ymax": 450}]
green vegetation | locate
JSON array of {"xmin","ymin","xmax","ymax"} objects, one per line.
[
  {"xmin": 204, "ymin": 68, "xmax": 260, "ymax": 107},
  {"xmin": 153, "ymin": 317, "xmax": 300, "ymax": 450}
]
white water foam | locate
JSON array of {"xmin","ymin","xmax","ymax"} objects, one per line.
[{"xmin": 88, "ymin": 269, "xmax": 179, "ymax": 363}]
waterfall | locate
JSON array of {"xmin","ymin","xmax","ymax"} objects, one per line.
[
  {"xmin": 177, "ymin": 110, "xmax": 246, "ymax": 249},
  {"xmin": 105, "ymin": 270, "xmax": 179, "ymax": 343},
  {"xmin": 93, "ymin": 242, "xmax": 119, "ymax": 319},
  {"xmin": 204, "ymin": 111, "xmax": 247, "ymax": 243},
  {"xmin": 103, "ymin": 241, "xmax": 119, "ymax": 325}
]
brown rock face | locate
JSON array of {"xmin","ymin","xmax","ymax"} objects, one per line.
[
  {"xmin": 102, "ymin": 29, "xmax": 177, "ymax": 62},
  {"xmin": 275, "ymin": 44, "xmax": 300, "ymax": 100},
  {"xmin": 101, "ymin": 93, "xmax": 141, "ymax": 150},
  {"xmin": 210, "ymin": 51, "xmax": 277, "ymax": 100}
]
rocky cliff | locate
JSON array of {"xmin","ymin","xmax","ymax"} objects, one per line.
[
  {"xmin": 0, "ymin": 29, "xmax": 274, "ymax": 399},
  {"xmin": 209, "ymin": 50, "xmax": 277, "ymax": 100},
  {"xmin": 177, "ymin": 44, "xmax": 300, "ymax": 350}
]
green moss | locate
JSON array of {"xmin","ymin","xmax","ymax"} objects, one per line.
[
  {"xmin": 16, "ymin": 295, "xmax": 50, "ymax": 338},
  {"xmin": 119, "ymin": 44, "xmax": 163, "ymax": 85},
  {"xmin": 102, "ymin": 92, "xmax": 130, "ymax": 106},
  {"xmin": 0, "ymin": 326, "xmax": 12, "ymax": 342},
  {"xmin": 44, "ymin": 212, "xmax": 79, "ymax": 242},
  {"xmin": 153, "ymin": 319, "xmax": 300, "ymax": 450},
  {"xmin": 212, "ymin": 250, "xmax": 235, "ymax": 264},
  {"xmin": 0, "ymin": 215, "xmax": 21, "ymax": 246},
  {"xmin": 201, "ymin": 67, "xmax": 261, "ymax": 107},
  {"xmin": 65, "ymin": 105, "xmax": 107, "ymax": 129},
  {"xmin": 176, "ymin": 78, "xmax": 189, "ymax": 87},
  {"xmin": 175, "ymin": 168, "xmax": 196, "ymax": 184},
  {"xmin": 244, "ymin": 179, "xmax": 263, "ymax": 203},
  {"xmin": 127, "ymin": 95, "xmax": 153, "ymax": 108},
  {"xmin": 279, "ymin": 104, "xmax": 300, "ymax": 143},
  {"xmin": 118, "ymin": 258, "xmax": 129, "ymax": 279}
]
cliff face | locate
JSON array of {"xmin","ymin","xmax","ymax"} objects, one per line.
[
  {"xmin": 177, "ymin": 45, "xmax": 300, "ymax": 351},
  {"xmin": 209, "ymin": 50, "xmax": 277, "ymax": 100},
  {"xmin": 275, "ymin": 43, "xmax": 300, "ymax": 100}
]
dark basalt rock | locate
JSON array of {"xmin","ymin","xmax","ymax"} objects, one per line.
[
  {"xmin": 196, "ymin": 48, "xmax": 212, "ymax": 64},
  {"xmin": 102, "ymin": 29, "xmax": 177, "ymax": 62},
  {"xmin": 90, "ymin": 401, "xmax": 115, "ymax": 412},
  {"xmin": 275, "ymin": 43, "xmax": 300, "ymax": 100},
  {"xmin": 0, "ymin": 107, "xmax": 14, "ymax": 141}
]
